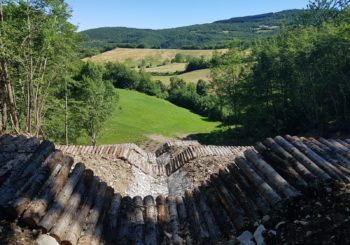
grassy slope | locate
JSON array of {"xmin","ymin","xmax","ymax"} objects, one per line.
[
  {"xmin": 85, "ymin": 48, "xmax": 226, "ymax": 66},
  {"xmin": 84, "ymin": 89, "xmax": 220, "ymax": 145},
  {"xmin": 152, "ymin": 69, "xmax": 211, "ymax": 84}
]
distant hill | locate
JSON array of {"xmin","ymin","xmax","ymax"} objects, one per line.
[
  {"xmin": 214, "ymin": 10, "xmax": 298, "ymax": 24},
  {"xmin": 82, "ymin": 10, "xmax": 302, "ymax": 52}
]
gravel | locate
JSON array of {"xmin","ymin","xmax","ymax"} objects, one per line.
[{"xmin": 127, "ymin": 166, "xmax": 168, "ymax": 197}]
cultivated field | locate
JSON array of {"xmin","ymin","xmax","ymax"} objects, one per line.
[
  {"xmin": 79, "ymin": 89, "xmax": 220, "ymax": 144},
  {"xmin": 85, "ymin": 48, "xmax": 227, "ymax": 67},
  {"xmin": 145, "ymin": 63, "xmax": 187, "ymax": 73},
  {"xmin": 152, "ymin": 68, "xmax": 211, "ymax": 84}
]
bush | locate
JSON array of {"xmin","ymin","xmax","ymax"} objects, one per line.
[
  {"xmin": 104, "ymin": 62, "xmax": 140, "ymax": 89},
  {"xmin": 185, "ymin": 57, "xmax": 210, "ymax": 72}
]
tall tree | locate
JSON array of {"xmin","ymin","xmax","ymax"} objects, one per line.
[
  {"xmin": 211, "ymin": 41, "xmax": 251, "ymax": 123},
  {"xmin": 211, "ymin": 4, "xmax": 350, "ymax": 141},
  {"xmin": 0, "ymin": 0, "xmax": 20, "ymax": 132},
  {"xmin": 74, "ymin": 62, "xmax": 118, "ymax": 146},
  {"xmin": 1, "ymin": 0, "xmax": 81, "ymax": 136},
  {"xmin": 300, "ymin": 0, "xmax": 350, "ymax": 25}
]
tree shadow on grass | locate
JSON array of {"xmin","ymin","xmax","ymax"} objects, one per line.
[{"xmin": 185, "ymin": 126, "xmax": 260, "ymax": 146}]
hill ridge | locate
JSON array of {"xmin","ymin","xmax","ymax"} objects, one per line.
[
  {"xmin": 83, "ymin": 9, "xmax": 302, "ymax": 32},
  {"xmin": 82, "ymin": 9, "xmax": 303, "ymax": 51}
]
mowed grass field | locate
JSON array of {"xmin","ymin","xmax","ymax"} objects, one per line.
[
  {"xmin": 79, "ymin": 89, "xmax": 220, "ymax": 145},
  {"xmin": 145, "ymin": 63, "xmax": 187, "ymax": 73},
  {"xmin": 85, "ymin": 48, "xmax": 227, "ymax": 66},
  {"xmin": 152, "ymin": 69, "xmax": 211, "ymax": 84}
]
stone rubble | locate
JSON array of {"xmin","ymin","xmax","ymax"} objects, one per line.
[
  {"xmin": 62, "ymin": 142, "xmax": 243, "ymax": 197},
  {"xmin": 253, "ymin": 225, "xmax": 266, "ymax": 245},
  {"xmin": 237, "ymin": 231, "xmax": 255, "ymax": 245},
  {"xmin": 36, "ymin": 234, "xmax": 59, "ymax": 245},
  {"xmin": 127, "ymin": 166, "xmax": 168, "ymax": 197}
]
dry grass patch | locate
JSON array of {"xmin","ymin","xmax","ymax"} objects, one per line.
[
  {"xmin": 152, "ymin": 69, "xmax": 211, "ymax": 84},
  {"xmin": 85, "ymin": 48, "xmax": 227, "ymax": 66},
  {"xmin": 145, "ymin": 63, "xmax": 187, "ymax": 73}
]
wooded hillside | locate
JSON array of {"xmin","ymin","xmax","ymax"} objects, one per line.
[{"xmin": 82, "ymin": 10, "xmax": 302, "ymax": 51}]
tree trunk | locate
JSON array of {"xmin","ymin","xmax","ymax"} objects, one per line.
[
  {"xmin": 34, "ymin": 57, "xmax": 47, "ymax": 136},
  {"xmin": 255, "ymin": 142, "xmax": 308, "ymax": 189},
  {"xmin": 210, "ymin": 175, "xmax": 246, "ymax": 230},
  {"xmin": 0, "ymin": 2, "xmax": 19, "ymax": 132},
  {"xmin": 192, "ymin": 188, "xmax": 222, "ymax": 240},
  {"xmin": 199, "ymin": 184, "xmax": 235, "ymax": 238},
  {"xmin": 244, "ymin": 148, "xmax": 301, "ymax": 198},
  {"xmin": 5, "ymin": 158, "xmax": 61, "ymax": 219},
  {"xmin": 218, "ymin": 169, "xmax": 259, "ymax": 220},
  {"xmin": 116, "ymin": 196, "xmax": 132, "ymax": 243},
  {"xmin": 144, "ymin": 195, "xmax": 158, "ymax": 245},
  {"xmin": 263, "ymin": 137, "xmax": 315, "ymax": 182},
  {"xmin": 77, "ymin": 181, "xmax": 108, "ymax": 245},
  {"xmin": 0, "ymin": 154, "xmax": 30, "ymax": 187},
  {"xmin": 10, "ymin": 151, "xmax": 63, "ymax": 202},
  {"xmin": 0, "ymin": 141, "xmax": 55, "ymax": 206},
  {"xmin": 310, "ymin": 138, "xmax": 350, "ymax": 166},
  {"xmin": 320, "ymin": 137, "xmax": 350, "ymax": 159},
  {"xmin": 176, "ymin": 196, "xmax": 193, "ymax": 244},
  {"xmin": 65, "ymin": 78, "xmax": 69, "ymax": 145},
  {"xmin": 166, "ymin": 196, "xmax": 184, "ymax": 244},
  {"xmin": 285, "ymin": 135, "xmax": 348, "ymax": 182},
  {"xmin": 22, "ymin": 156, "xmax": 73, "ymax": 227},
  {"xmin": 303, "ymin": 137, "xmax": 350, "ymax": 174},
  {"xmin": 235, "ymin": 157, "xmax": 282, "ymax": 207},
  {"xmin": 184, "ymin": 190, "xmax": 209, "ymax": 242},
  {"xmin": 228, "ymin": 164, "xmax": 270, "ymax": 213},
  {"xmin": 38, "ymin": 163, "xmax": 85, "ymax": 233},
  {"xmin": 60, "ymin": 176, "xmax": 99, "ymax": 245},
  {"xmin": 50, "ymin": 170, "xmax": 93, "ymax": 243},
  {"xmin": 105, "ymin": 193, "xmax": 122, "ymax": 245},
  {"xmin": 156, "ymin": 195, "xmax": 170, "ymax": 244},
  {"xmin": 0, "ymin": 58, "xmax": 19, "ymax": 132},
  {"xmin": 91, "ymin": 186, "xmax": 113, "ymax": 245},
  {"xmin": 132, "ymin": 196, "xmax": 145, "ymax": 245},
  {"xmin": 91, "ymin": 133, "xmax": 96, "ymax": 147},
  {"xmin": 274, "ymin": 136, "xmax": 331, "ymax": 180},
  {"xmin": 0, "ymin": 85, "xmax": 6, "ymax": 133}
]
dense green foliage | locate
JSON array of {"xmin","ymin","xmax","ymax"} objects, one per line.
[
  {"xmin": 0, "ymin": 1, "xmax": 118, "ymax": 145},
  {"xmin": 1, "ymin": 0, "xmax": 80, "ymax": 135},
  {"xmin": 103, "ymin": 62, "xmax": 168, "ymax": 98},
  {"xmin": 167, "ymin": 77, "xmax": 222, "ymax": 120},
  {"xmin": 71, "ymin": 62, "xmax": 118, "ymax": 145},
  {"xmin": 185, "ymin": 57, "xmax": 211, "ymax": 72},
  {"xmin": 82, "ymin": 10, "xmax": 302, "ymax": 53},
  {"xmin": 210, "ymin": 3, "xmax": 350, "ymax": 142}
]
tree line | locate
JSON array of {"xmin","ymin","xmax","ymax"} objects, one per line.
[
  {"xmin": 101, "ymin": 62, "xmax": 224, "ymax": 121},
  {"xmin": 0, "ymin": 0, "xmax": 117, "ymax": 145},
  {"xmin": 210, "ymin": 0, "xmax": 350, "ymax": 143},
  {"xmin": 2, "ymin": 0, "xmax": 348, "ymax": 146},
  {"xmin": 82, "ymin": 10, "xmax": 301, "ymax": 53}
]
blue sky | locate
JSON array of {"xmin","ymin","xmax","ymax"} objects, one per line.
[{"xmin": 66, "ymin": 0, "xmax": 310, "ymax": 31}]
